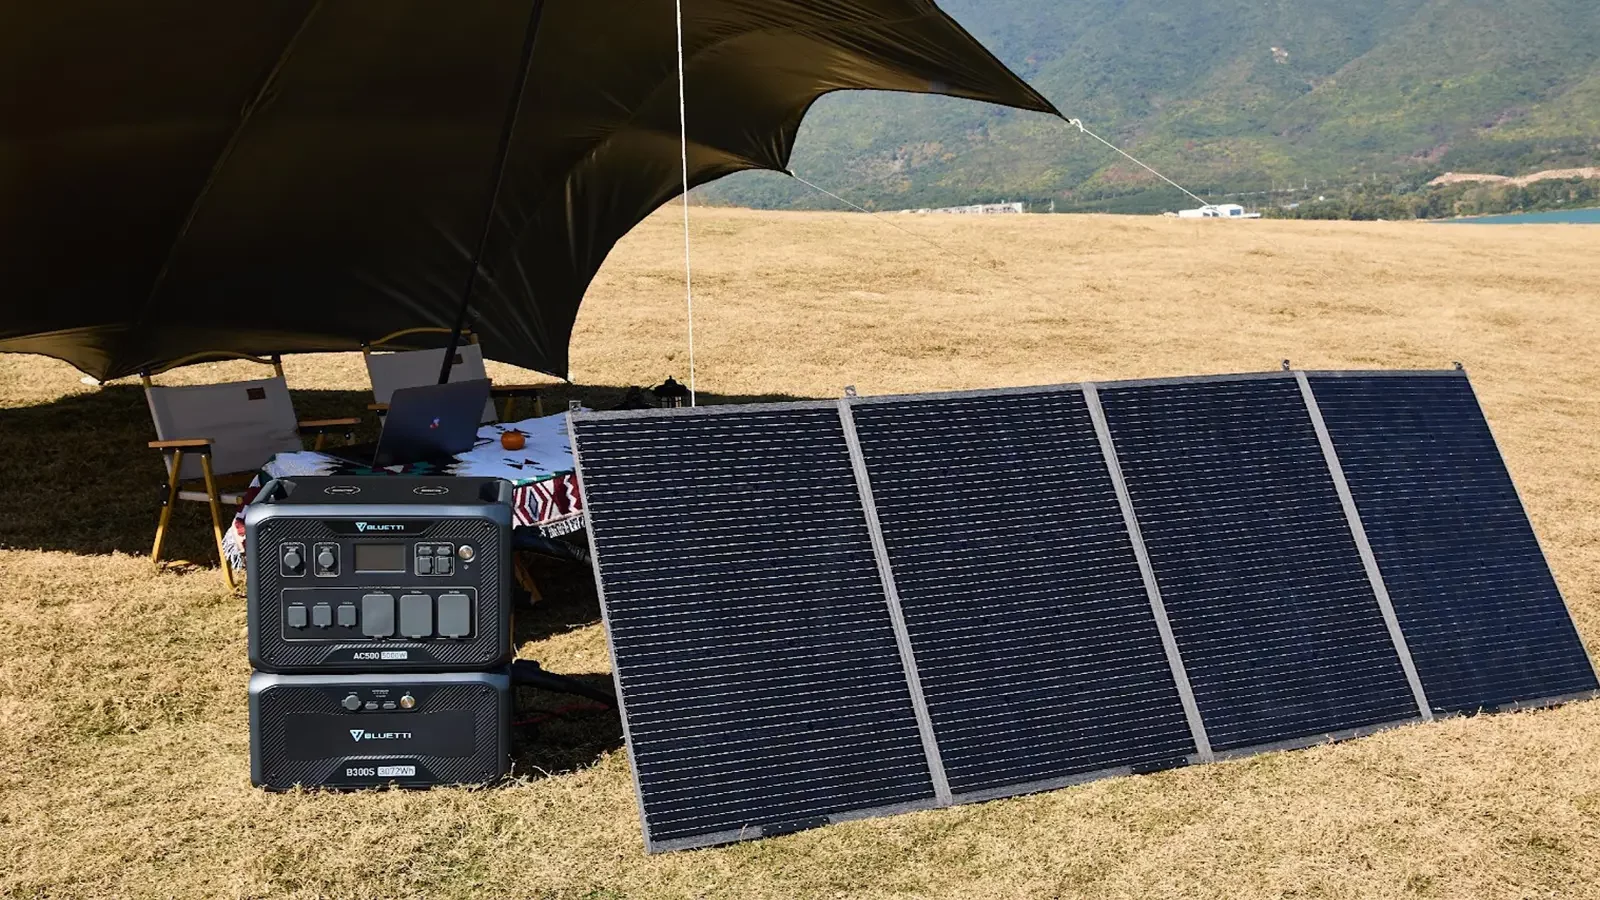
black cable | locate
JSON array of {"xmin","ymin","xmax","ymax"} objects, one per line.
[
  {"xmin": 510, "ymin": 659, "xmax": 616, "ymax": 707},
  {"xmin": 512, "ymin": 529, "xmax": 592, "ymax": 566}
]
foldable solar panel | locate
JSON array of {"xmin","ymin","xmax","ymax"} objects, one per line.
[
  {"xmin": 1307, "ymin": 372, "xmax": 1599, "ymax": 713},
  {"xmin": 1094, "ymin": 376, "xmax": 1423, "ymax": 753},
  {"xmin": 571, "ymin": 369, "xmax": 1596, "ymax": 852},
  {"xmin": 571, "ymin": 409, "xmax": 937, "ymax": 852},
  {"xmin": 850, "ymin": 390, "xmax": 1202, "ymax": 799}
]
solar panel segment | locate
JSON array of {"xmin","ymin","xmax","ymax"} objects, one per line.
[
  {"xmin": 1097, "ymin": 377, "xmax": 1423, "ymax": 752},
  {"xmin": 1308, "ymin": 373, "xmax": 1599, "ymax": 713},
  {"xmin": 572, "ymin": 409, "xmax": 938, "ymax": 851},
  {"xmin": 850, "ymin": 391, "xmax": 1201, "ymax": 798}
]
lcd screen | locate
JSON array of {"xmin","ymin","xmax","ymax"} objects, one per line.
[{"xmin": 354, "ymin": 543, "xmax": 407, "ymax": 573}]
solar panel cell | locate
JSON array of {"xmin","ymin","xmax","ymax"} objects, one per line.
[
  {"xmin": 851, "ymin": 392, "xmax": 1199, "ymax": 796},
  {"xmin": 573, "ymin": 410, "xmax": 937, "ymax": 850},
  {"xmin": 1309, "ymin": 374, "xmax": 1599, "ymax": 713},
  {"xmin": 1098, "ymin": 378, "xmax": 1421, "ymax": 751}
]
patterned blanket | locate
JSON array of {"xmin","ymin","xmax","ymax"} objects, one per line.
[{"xmin": 222, "ymin": 412, "xmax": 584, "ymax": 571}]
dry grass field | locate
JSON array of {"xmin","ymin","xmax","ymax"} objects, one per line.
[{"xmin": 4, "ymin": 207, "xmax": 1600, "ymax": 899}]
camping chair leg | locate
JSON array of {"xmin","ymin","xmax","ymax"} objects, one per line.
[
  {"xmin": 152, "ymin": 449, "xmax": 184, "ymax": 568},
  {"xmin": 502, "ymin": 396, "xmax": 516, "ymax": 423},
  {"xmin": 313, "ymin": 433, "xmax": 327, "ymax": 451},
  {"xmin": 200, "ymin": 454, "xmax": 237, "ymax": 593},
  {"xmin": 533, "ymin": 394, "xmax": 544, "ymax": 418}
]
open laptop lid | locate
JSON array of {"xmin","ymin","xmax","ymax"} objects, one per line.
[{"xmin": 373, "ymin": 378, "xmax": 492, "ymax": 467}]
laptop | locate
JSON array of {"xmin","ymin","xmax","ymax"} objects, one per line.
[{"xmin": 327, "ymin": 379, "xmax": 492, "ymax": 468}]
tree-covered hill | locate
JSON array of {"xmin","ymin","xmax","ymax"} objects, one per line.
[{"xmin": 702, "ymin": 0, "xmax": 1600, "ymax": 213}]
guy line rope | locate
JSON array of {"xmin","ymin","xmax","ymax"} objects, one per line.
[{"xmin": 666, "ymin": 37, "xmax": 1216, "ymax": 398}]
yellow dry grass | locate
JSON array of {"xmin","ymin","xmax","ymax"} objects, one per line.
[{"xmin": 3, "ymin": 208, "xmax": 1600, "ymax": 899}]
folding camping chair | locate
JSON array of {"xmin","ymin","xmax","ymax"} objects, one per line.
[
  {"xmin": 363, "ymin": 328, "xmax": 544, "ymax": 424},
  {"xmin": 143, "ymin": 355, "xmax": 360, "ymax": 591}
]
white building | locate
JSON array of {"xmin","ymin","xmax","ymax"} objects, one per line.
[
  {"xmin": 899, "ymin": 201, "xmax": 1027, "ymax": 215},
  {"xmin": 1176, "ymin": 203, "xmax": 1261, "ymax": 219}
]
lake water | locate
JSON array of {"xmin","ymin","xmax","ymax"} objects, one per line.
[{"xmin": 1446, "ymin": 207, "xmax": 1600, "ymax": 224}]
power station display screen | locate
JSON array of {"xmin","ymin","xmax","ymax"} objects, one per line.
[{"xmin": 353, "ymin": 543, "xmax": 407, "ymax": 573}]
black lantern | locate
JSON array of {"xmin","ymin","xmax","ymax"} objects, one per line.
[{"xmin": 653, "ymin": 377, "xmax": 691, "ymax": 408}]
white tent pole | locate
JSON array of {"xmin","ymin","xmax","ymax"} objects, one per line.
[{"xmin": 674, "ymin": 0, "xmax": 696, "ymax": 406}]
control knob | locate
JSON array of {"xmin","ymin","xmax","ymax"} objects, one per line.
[{"xmin": 341, "ymin": 694, "xmax": 361, "ymax": 711}]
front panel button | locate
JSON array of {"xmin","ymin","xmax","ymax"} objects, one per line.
[
  {"xmin": 314, "ymin": 543, "xmax": 339, "ymax": 577},
  {"xmin": 311, "ymin": 603, "xmax": 332, "ymax": 628},
  {"xmin": 437, "ymin": 593, "xmax": 471, "ymax": 638},
  {"xmin": 399, "ymin": 594, "xmax": 433, "ymax": 638},
  {"xmin": 341, "ymin": 693, "xmax": 361, "ymax": 711},
  {"xmin": 361, "ymin": 593, "xmax": 395, "ymax": 637},
  {"xmin": 281, "ymin": 544, "xmax": 306, "ymax": 576},
  {"xmin": 286, "ymin": 604, "xmax": 308, "ymax": 629},
  {"xmin": 336, "ymin": 604, "xmax": 357, "ymax": 627}
]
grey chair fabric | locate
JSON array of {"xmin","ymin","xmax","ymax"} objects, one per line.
[
  {"xmin": 144, "ymin": 375, "xmax": 304, "ymax": 481},
  {"xmin": 365, "ymin": 343, "xmax": 498, "ymax": 424}
]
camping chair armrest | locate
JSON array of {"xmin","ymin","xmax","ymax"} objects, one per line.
[
  {"xmin": 490, "ymin": 384, "xmax": 543, "ymax": 398},
  {"xmin": 367, "ymin": 403, "xmax": 389, "ymax": 412},
  {"xmin": 149, "ymin": 438, "xmax": 215, "ymax": 452},
  {"xmin": 297, "ymin": 417, "xmax": 361, "ymax": 435}
]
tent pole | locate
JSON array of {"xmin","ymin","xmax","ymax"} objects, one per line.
[{"xmin": 440, "ymin": 0, "xmax": 547, "ymax": 385}]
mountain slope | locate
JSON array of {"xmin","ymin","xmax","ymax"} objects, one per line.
[{"xmin": 703, "ymin": 0, "xmax": 1600, "ymax": 211}]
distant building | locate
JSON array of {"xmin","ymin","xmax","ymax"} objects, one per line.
[
  {"xmin": 1176, "ymin": 203, "xmax": 1261, "ymax": 219},
  {"xmin": 899, "ymin": 201, "xmax": 1027, "ymax": 215}
]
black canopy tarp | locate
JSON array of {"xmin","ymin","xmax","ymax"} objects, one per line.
[{"xmin": 0, "ymin": 1, "xmax": 1060, "ymax": 381}]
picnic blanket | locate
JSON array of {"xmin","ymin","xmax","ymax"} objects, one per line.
[{"xmin": 222, "ymin": 413, "xmax": 584, "ymax": 571}]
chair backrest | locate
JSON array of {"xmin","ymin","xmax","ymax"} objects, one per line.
[
  {"xmin": 145, "ymin": 375, "xmax": 304, "ymax": 480},
  {"xmin": 365, "ymin": 342, "xmax": 498, "ymax": 424}
]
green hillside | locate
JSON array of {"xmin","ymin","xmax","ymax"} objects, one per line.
[{"xmin": 703, "ymin": 0, "xmax": 1600, "ymax": 213}]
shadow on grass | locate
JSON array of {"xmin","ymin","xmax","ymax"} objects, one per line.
[
  {"xmin": 505, "ymin": 541, "xmax": 625, "ymax": 775},
  {"xmin": 0, "ymin": 381, "xmax": 812, "ymax": 561},
  {"xmin": 510, "ymin": 675, "xmax": 627, "ymax": 777},
  {"xmin": 0, "ymin": 376, "xmax": 819, "ymax": 781}
]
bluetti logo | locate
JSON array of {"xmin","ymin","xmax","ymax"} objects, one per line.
[
  {"xmin": 349, "ymin": 729, "xmax": 411, "ymax": 742},
  {"xmin": 355, "ymin": 522, "xmax": 406, "ymax": 533}
]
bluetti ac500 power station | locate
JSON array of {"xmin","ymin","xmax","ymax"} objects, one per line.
[{"xmin": 245, "ymin": 476, "xmax": 515, "ymax": 789}]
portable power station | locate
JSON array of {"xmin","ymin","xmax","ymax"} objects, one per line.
[{"xmin": 245, "ymin": 476, "xmax": 513, "ymax": 673}]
